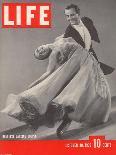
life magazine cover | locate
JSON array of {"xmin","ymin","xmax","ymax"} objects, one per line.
[{"xmin": 0, "ymin": 0, "xmax": 116, "ymax": 154}]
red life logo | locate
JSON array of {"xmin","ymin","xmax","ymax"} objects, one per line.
[{"xmin": 2, "ymin": 3, "xmax": 51, "ymax": 28}]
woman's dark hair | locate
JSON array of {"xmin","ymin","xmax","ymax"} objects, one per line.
[{"xmin": 65, "ymin": 4, "xmax": 80, "ymax": 15}]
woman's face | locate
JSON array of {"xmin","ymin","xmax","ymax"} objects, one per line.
[{"xmin": 34, "ymin": 45, "xmax": 51, "ymax": 60}]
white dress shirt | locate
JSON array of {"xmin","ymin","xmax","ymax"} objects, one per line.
[{"xmin": 73, "ymin": 20, "xmax": 91, "ymax": 51}]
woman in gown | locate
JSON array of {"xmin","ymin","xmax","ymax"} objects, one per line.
[{"xmin": 1, "ymin": 37, "xmax": 111, "ymax": 137}]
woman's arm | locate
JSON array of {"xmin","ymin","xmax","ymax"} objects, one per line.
[{"xmin": 28, "ymin": 51, "xmax": 57, "ymax": 89}]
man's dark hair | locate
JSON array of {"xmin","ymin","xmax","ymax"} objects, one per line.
[{"xmin": 65, "ymin": 4, "xmax": 80, "ymax": 15}]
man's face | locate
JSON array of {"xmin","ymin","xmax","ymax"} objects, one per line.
[{"xmin": 64, "ymin": 8, "xmax": 80, "ymax": 25}]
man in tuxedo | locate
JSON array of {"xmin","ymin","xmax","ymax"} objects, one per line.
[{"xmin": 56, "ymin": 4, "xmax": 114, "ymax": 138}]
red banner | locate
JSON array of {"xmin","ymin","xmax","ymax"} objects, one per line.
[{"xmin": 0, "ymin": 136, "xmax": 116, "ymax": 155}]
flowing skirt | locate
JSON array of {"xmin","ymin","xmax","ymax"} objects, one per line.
[{"xmin": 1, "ymin": 46, "xmax": 111, "ymax": 125}]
